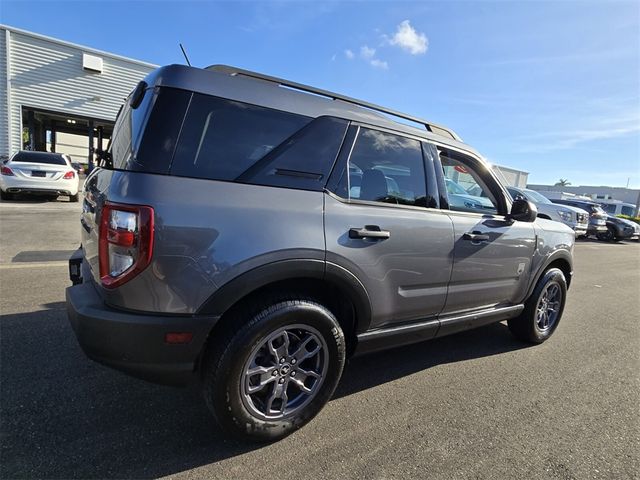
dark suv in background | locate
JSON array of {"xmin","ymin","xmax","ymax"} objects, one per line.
[{"xmin": 66, "ymin": 64, "xmax": 575, "ymax": 441}]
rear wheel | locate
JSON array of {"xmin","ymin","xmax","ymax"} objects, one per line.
[
  {"xmin": 70, "ymin": 193, "xmax": 79, "ymax": 202},
  {"xmin": 508, "ymin": 268, "xmax": 567, "ymax": 343},
  {"xmin": 0, "ymin": 190, "xmax": 12, "ymax": 201},
  {"xmin": 201, "ymin": 298, "xmax": 346, "ymax": 441}
]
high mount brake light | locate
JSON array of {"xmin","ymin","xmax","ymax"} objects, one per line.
[{"xmin": 99, "ymin": 202, "xmax": 154, "ymax": 288}]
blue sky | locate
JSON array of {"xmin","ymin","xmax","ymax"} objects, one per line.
[{"xmin": 2, "ymin": 0, "xmax": 639, "ymax": 187}]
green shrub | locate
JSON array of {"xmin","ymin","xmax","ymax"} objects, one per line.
[{"xmin": 617, "ymin": 214, "xmax": 640, "ymax": 225}]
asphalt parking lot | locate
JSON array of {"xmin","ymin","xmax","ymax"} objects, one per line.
[{"xmin": 1, "ymin": 196, "xmax": 638, "ymax": 480}]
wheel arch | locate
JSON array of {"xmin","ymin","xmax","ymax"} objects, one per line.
[
  {"xmin": 525, "ymin": 252, "xmax": 573, "ymax": 301},
  {"xmin": 197, "ymin": 259, "xmax": 372, "ymax": 357}
]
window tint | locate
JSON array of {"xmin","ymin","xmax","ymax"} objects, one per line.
[
  {"xmin": 439, "ymin": 151, "xmax": 498, "ymax": 214},
  {"xmin": 237, "ymin": 116, "xmax": 348, "ymax": 191},
  {"xmin": 171, "ymin": 94, "xmax": 311, "ymax": 181},
  {"xmin": 602, "ymin": 204, "xmax": 616, "ymax": 214},
  {"xmin": 621, "ymin": 205, "xmax": 635, "ymax": 216},
  {"xmin": 111, "ymin": 87, "xmax": 191, "ymax": 173},
  {"xmin": 13, "ymin": 151, "xmax": 67, "ymax": 165},
  {"xmin": 336, "ymin": 128, "xmax": 430, "ymax": 207}
]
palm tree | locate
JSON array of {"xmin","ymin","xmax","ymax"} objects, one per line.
[{"xmin": 555, "ymin": 179, "xmax": 571, "ymax": 186}]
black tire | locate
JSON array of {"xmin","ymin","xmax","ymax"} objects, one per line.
[
  {"xmin": 508, "ymin": 268, "xmax": 567, "ymax": 344},
  {"xmin": 0, "ymin": 190, "xmax": 12, "ymax": 201},
  {"xmin": 201, "ymin": 298, "xmax": 346, "ymax": 442},
  {"xmin": 70, "ymin": 193, "xmax": 79, "ymax": 202},
  {"xmin": 596, "ymin": 227, "xmax": 616, "ymax": 242}
]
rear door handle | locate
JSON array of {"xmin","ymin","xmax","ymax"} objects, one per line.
[
  {"xmin": 463, "ymin": 232, "xmax": 490, "ymax": 242},
  {"xmin": 349, "ymin": 225, "xmax": 391, "ymax": 240}
]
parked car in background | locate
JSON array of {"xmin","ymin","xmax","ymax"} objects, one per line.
[
  {"xmin": 0, "ymin": 151, "xmax": 80, "ymax": 202},
  {"xmin": 599, "ymin": 200, "xmax": 637, "ymax": 217},
  {"xmin": 507, "ymin": 186, "xmax": 588, "ymax": 237},
  {"xmin": 551, "ymin": 199, "xmax": 607, "ymax": 237},
  {"xmin": 598, "ymin": 214, "xmax": 640, "ymax": 242}
]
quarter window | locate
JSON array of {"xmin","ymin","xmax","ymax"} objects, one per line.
[
  {"xmin": 336, "ymin": 128, "xmax": 430, "ymax": 208},
  {"xmin": 171, "ymin": 94, "xmax": 311, "ymax": 181}
]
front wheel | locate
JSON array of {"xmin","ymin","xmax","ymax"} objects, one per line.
[
  {"xmin": 201, "ymin": 298, "xmax": 346, "ymax": 441},
  {"xmin": 508, "ymin": 268, "xmax": 567, "ymax": 343},
  {"xmin": 596, "ymin": 227, "xmax": 616, "ymax": 242}
]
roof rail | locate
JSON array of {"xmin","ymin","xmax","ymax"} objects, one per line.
[{"xmin": 206, "ymin": 64, "xmax": 461, "ymax": 142}]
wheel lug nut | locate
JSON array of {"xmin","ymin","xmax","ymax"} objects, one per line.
[
  {"xmin": 291, "ymin": 359, "xmax": 296, "ymax": 364},
  {"xmin": 291, "ymin": 371, "xmax": 296, "ymax": 376},
  {"xmin": 278, "ymin": 378, "xmax": 285, "ymax": 384},
  {"xmin": 280, "ymin": 358, "xmax": 285, "ymax": 364},
  {"xmin": 272, "ymin": 371, "xmax": 278, "ymax": 376}
]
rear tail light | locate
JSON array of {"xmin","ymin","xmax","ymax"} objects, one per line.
[
  {"xmin": 63, "ymin": 171, "xmax": 75, "ymax": 179},
  {"xmin": 99, "ymin": 202, "xmax": 154, "ymax": 288},
  {"xmin": 1, "ymin": 166, "xmax": 14, "ymax": 176}
]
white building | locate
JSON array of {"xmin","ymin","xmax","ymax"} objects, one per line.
[
  {"xmin": 492, "ymin": 164, "xmax": 528, "ymax": 188},
  {"xmin": 0, "ymin": 25, "xmax": 156, "ymax": 165}
]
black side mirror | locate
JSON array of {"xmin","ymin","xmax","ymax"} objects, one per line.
[{"xmin": 509, "ymin": 198, "xmax": 537, "ymax": 222}]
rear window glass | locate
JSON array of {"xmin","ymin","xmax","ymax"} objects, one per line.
[
  {"xmin": 170, "ymin": 94, "xmax": 311, "ymax": 181},
  {"xmin": 12, "ymin": 152, "xmax": 67, "ymax": 165},
  {"xmin": 111, "ymin": 87, "xmax": 191, "ymax": 173}
]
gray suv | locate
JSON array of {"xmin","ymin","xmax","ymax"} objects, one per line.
[
  {"xmin": 66, "ymin": 65, "xmax": 575, "ymax": 441},
  {"xmin": 507, "ymin": 186, "xmax": 589, "ymax": 236}
]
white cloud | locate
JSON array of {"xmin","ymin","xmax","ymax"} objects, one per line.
[
  {"xmin": 389, "ymin": 20, "xmax": 428, "ymax": 55},
  {"xmin": 344, "ymin": 49, "xmax": 354, "ymax": 59},
  {"xmin": 369, "ymin": 58, "xmax": 389, "ymax": 70},
  {"xmin": 360, "ymin": 45, "xmax": 376, "ymax": 59}
]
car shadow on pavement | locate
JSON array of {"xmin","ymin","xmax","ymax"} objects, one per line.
[
  {"xmin": 0, "ymin": 303, "xmax": 528, "ymax": 479},
  {"xmin": 336, "ymin": 322, "xmax": 526, "ymax": 399}
]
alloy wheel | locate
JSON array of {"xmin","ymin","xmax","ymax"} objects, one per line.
[{"xmin": 241, "ymin": 324, "xmax": 328, "ymax": 420}]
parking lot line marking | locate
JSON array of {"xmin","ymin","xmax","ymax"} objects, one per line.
[{"xmin": 0, "ymin": 261, "xmax": 68, "ymax": 270}]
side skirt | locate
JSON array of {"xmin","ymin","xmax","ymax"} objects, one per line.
[{"xmin": 354, "ymin": 304, "xmax": 524, "ymax": 356}]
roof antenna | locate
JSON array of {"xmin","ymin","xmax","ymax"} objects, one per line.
[{"xmin": 179, "ymin": 43, "xmax": 192, "ymax": 66}]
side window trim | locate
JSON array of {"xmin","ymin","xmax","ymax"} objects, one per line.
[
  {"xmin": 325, "ymin": 124, "xmax": 359, "ymax": 196},
  {"xmin": 427, "ymin": 142, "xmax": 449, "ymax": 210}
]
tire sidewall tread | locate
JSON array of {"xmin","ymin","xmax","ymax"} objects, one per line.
[
  {"xmin": 508, "ymin": 268, "xmax": 567, "ymax": 344},
  {"xmin": 201, "ymin": 298, "xmax": 345, "ymax": 442}
]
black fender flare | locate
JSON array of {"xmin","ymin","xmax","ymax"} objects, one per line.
[
  {"xmin": 524, "ymin": 250, "xmax": 573, "ymax": 301},
  {"xmin": 196, "ymin": 259, "xmax": 373, "ymax": 333}
]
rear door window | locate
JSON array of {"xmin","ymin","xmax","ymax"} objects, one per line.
[
  {"xmin": 170, "ymin": 94, "xmax": 311, "ymax": 181},
  {"xmin": 334, "ymin": 127, "xmax": 431, "ymax": 207}
]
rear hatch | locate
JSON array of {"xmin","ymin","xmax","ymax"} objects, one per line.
[{"xmin": 81, "ymin": 84, "xmax": 191, "ymax": 285}]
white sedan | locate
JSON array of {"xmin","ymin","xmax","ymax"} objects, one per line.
[{"xmin": 0, "ymin": 151, "xmax": 80, "ymax": 202}]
